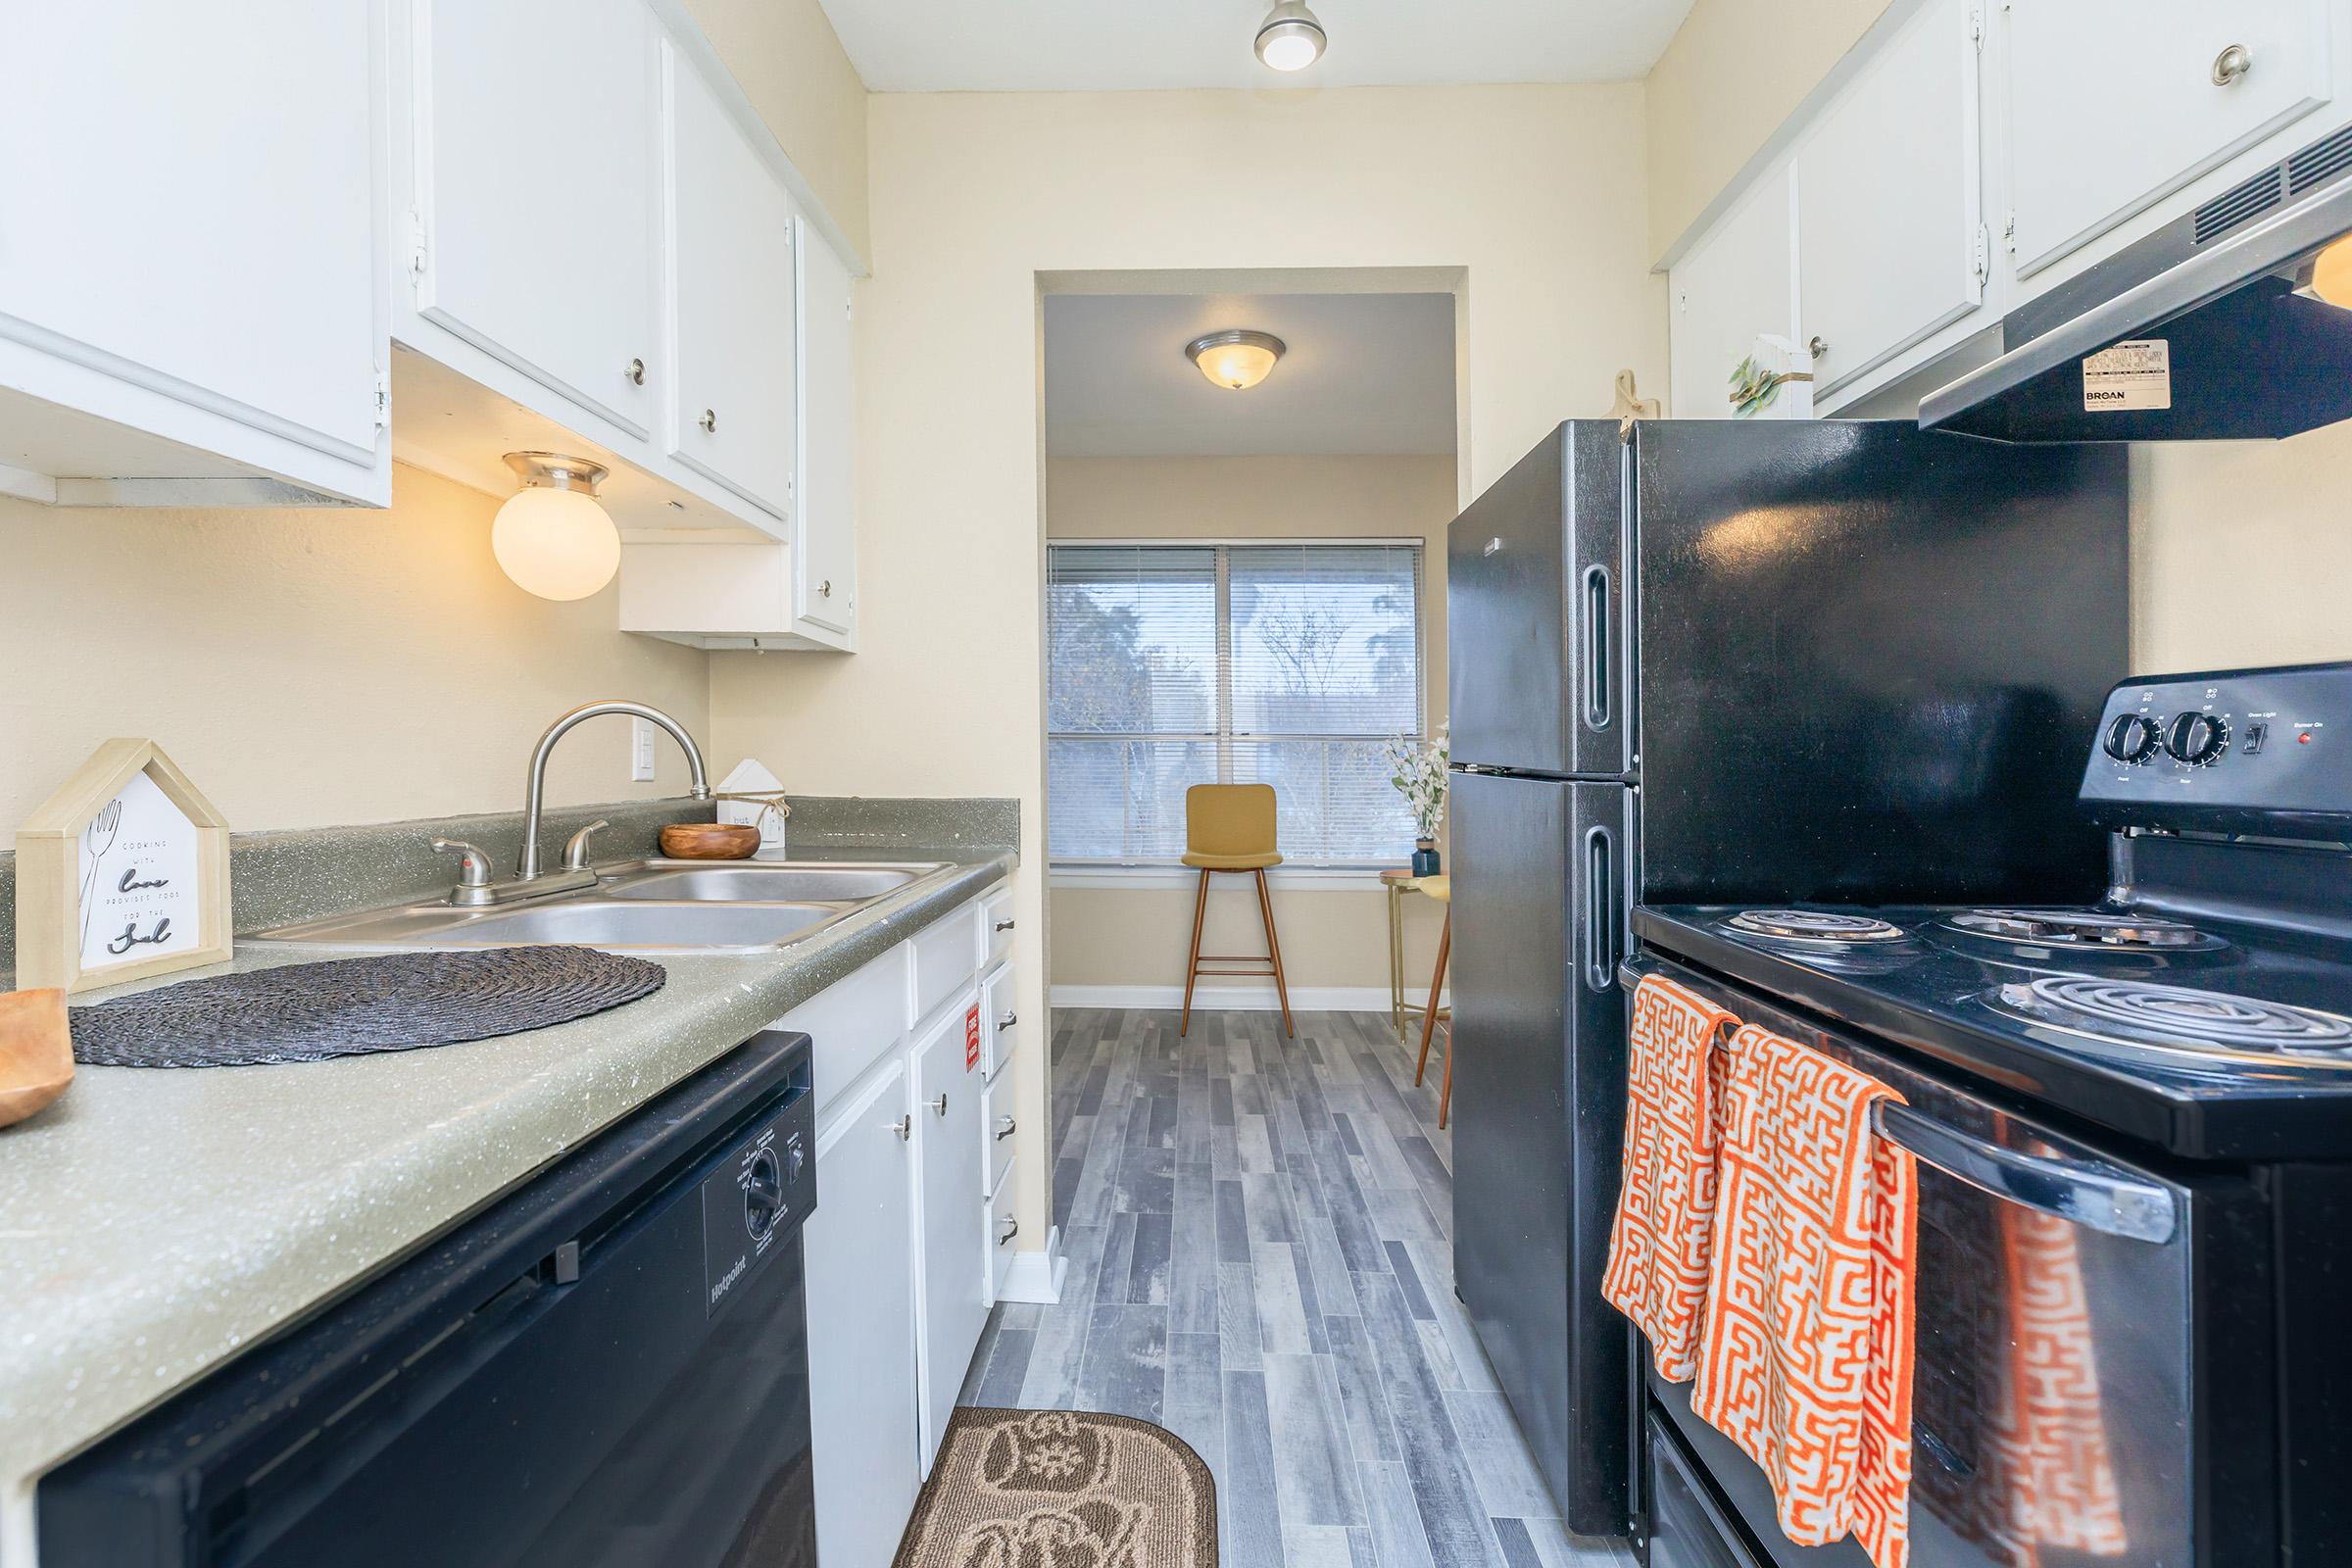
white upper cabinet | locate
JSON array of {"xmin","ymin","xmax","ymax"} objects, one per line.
[
  {"xmin": 664, "ymin": 43, "xmax": 799, "ymax": 519},
  {"xmin": 1796, "ymin": 0, "xmax": 1984, "ymax": 398},
  {"xmin": 795, "ymin": 217, "xmax": 858, "ymax": 642},
  {"xmin": 0, "ymin": 0, "xmax": 386, "ymax": 503},
  {"xmin": 1669, "ymin": 169, "xmax": 1805, "ymax": 419},
  {"xmin": 410, "ymin": 0, "xmax": 662, "ymax": 438},
  {"xmin": 2005, "ymin": 0, "xmax": 2333, "ymax": 278}
]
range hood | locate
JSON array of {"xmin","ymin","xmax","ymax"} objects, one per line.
[{"xmin": 1923, "ymin": 122, "xmax": 2352, "ymax": 442}]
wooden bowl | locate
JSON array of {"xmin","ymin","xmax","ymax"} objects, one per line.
[
  {"xmin": 661, "ymin": 822, "xmax": 762, "ymax": 860},
  {"xmin": 0, "ymin": 988, "xmax": 74, "ymax": 1129}
]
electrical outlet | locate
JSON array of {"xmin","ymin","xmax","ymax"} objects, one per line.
[{"xmin": 630, "ymin": 717, "xmax": 658, "ymax": 783}]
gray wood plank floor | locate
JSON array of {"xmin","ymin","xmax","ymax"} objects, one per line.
[{"xmin": 957, "ymin": 1007, "xmax": 1635, "ymax": 1568}]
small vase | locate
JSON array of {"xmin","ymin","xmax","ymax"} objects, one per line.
[{"xmin": 1411, "ymin": 839, "xmax": 1441, "ymax": 877}]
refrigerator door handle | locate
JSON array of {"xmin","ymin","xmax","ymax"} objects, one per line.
[
  {"xmin": 1583, "ymin": 824, "xmax": 1618, "ymax": 993},
  {"xmin": 1581, "ymin": 564, "xmax": 1614, "ymax": 733}
]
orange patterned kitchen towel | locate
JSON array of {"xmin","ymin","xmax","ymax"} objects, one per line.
[
  {"xmin": 1692, "ymin": 1024, "xmax": 1918, "ymax": 1568},
  {"xmin": 1602, "ymin": 974, "xmax": 1740, "ymax": 1381}
]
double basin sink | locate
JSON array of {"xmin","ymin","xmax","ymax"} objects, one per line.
[{"xmin": 252, "ymin": 859, "xmax": 953, "ymax": 955}]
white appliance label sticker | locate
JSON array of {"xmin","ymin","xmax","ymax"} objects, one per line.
[
  {"xmin": 2082, "ymin": 339, "xmax": 2171, "ymax": 412},
  {"xmin": 76, "ymin": 770, "xmax": 201, "ymax": 971}
]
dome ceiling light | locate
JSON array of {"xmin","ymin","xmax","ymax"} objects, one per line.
[
  {"xmin": 492, "ymin": 452, "xmax": 620, "ymax": 601},
  {"xmin": 1254, "ymin": 1, "xmax": 1327, "ymax": 72},
  {"xmin": 1186, "ymin": 329, "xmax": 1287, "ymax": 391}
]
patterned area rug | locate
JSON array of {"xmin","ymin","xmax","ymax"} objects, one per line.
[{"xmin": 895, "ymin": 1408, "xmax": 1219, "ymax": 1568}]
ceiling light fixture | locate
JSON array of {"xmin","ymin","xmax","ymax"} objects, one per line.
[
  {"xmin": 1254, "ymin": 0, "xmax": 1327, "ymax": 72},
  {"xmin": 492, "ymin": 452, "xmax": 620, "ymax": 601},
  {"xmin": 1186, "ymin": 329, "xmax": 1288, "ymax": 391}
]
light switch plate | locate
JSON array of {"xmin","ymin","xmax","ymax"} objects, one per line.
[{"xmin": 630, "ymin": 717, "xmax": 658, "ymax": 783}]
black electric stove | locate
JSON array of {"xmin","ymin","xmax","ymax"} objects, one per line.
[{"xmin": 1628, "ymin": 661, "xmax": 2352, "ymax": 1568}]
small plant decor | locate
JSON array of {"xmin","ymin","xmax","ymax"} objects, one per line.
[{"xmin": 1385, "ymin": 726, "xmax": 1449, "ymax": 875}]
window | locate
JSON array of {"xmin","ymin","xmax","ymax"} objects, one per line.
[{"xmin": 1048, "ymin": 541, "xmax": 1424, "ymax": 865}]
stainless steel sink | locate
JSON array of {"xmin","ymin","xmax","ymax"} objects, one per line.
[
  {"xmin": 596, "ymin": 860, "xmax": 941, "ymax": 904},
  {"xmin": 250, "ymin": 858, "xmax": 956, "ymax": 954}
]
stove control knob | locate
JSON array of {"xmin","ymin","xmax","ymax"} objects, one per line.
[
  {"xmin": 2103, "ymin": 712, "xmax": 2162, "ymax": 763},
  {"xmin": 2165, "ymin": 711, "xmax": 2230, "ymax": 766}
]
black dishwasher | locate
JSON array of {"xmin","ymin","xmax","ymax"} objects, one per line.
[{"xmin": 41, "ymin": 1029, "xmax": 818, "ymax": 1568}]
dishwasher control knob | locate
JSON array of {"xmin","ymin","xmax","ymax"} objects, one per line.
[
  {"xmin": 2165, "ymin": 711, "xmax": 2230, "ymax": 766},
  {"xmin": 783, "ymin": 1138, "xmax": 806, "ymax": 1186},
  {"xmin": 743, "ymin": 1147, "xmax": 784, "ymax": 1242},
  {"xmin": 2103, "ymin": 712, "xmax": 2161, "ymax": 763}
]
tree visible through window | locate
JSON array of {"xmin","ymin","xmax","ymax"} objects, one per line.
[{"xmin": 1048, "ymin": 542, "xmax": 1424, "ymax": 864}]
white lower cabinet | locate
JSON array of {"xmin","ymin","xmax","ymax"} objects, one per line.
[
  {"xmin": 914, "ymin": 992, "xmax": 992, "ymax": 1468},
  {"xmin": 792, "ymin": 887, "xmax": 1018, "ymax": 1566},
  {"xmin": 806, "ymin": 1057, "xmax": 919, "ymax": 1568}
]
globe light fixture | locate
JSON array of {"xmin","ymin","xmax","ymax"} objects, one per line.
[
  {"xmin": 492, "ymin": 452, "xmax": 620, "ymax": 601},
  {"xmin": 1186, "ymin": 329, "xmax": 1287, "ymax": 391},
  {"xmin": 1254, "ymin": 0, "xmax": 1327, "ymax": 72}
]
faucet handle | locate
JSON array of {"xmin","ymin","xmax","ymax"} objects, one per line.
[
  {"xmin": 430, "ymin": 838, "xmax": 494, "ymax": 888},
  {"xmin": 563, "ymin": 819, "xmax": 610, "ymax": 872}
]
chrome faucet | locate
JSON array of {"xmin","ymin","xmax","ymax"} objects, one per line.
[{"xmin": 430, "ymin": 701, "xmax": 712, "ymax": 906}]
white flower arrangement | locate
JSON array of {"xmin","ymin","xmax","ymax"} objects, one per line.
[{"xmin": 1385, "ymin": 725, "xmax": 1449, "ymax": 842}]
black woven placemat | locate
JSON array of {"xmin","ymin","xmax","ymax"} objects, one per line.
[{"xmin": 70, "ymin": 946, "xmax": 667, "ymax": 1067}]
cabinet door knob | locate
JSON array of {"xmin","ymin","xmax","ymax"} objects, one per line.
[
  {"xmin": 995, "ymin": 1115, "xmax": 1017, "ymax": 1141},
  {"xmin": 930, "ymin": 1093, "xmax": 949, "ymax": 1117},
  {"xmin": 998, "ymin": 1215, "xmax": 1020, "ymax": 1246},
  {"xmin": 998, "ymin": 1010, "xmax": 1017, "ymax": 1031},
  {"xmin": 2212, "ymin": 43, "xmax": 2253, "ymax": 85},
  {"xmin": 993, "ymin": 918, "xmax": 1016, "ymax": 933},
  {"xmin": 625, "ymin": 357, "xmax": 646, "ymax": 386},
  {"xmin": 819, "ymin": 579, "xmax": 832, "ymax": 597},
  {"xmin": 890, "ymin": 1115, "xmax": 911, "ymax": 1141},
  {"xmin": 699, "ymin": 408, "xmax": 718, "ymax": 433},
  {"xmin": 1807, "ymin": 335, "xmax": 1828, "ymax": 360}
]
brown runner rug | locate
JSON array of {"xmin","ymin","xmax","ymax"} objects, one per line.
[{"xmin": 894, "ymin": 1408, "xmax": 1219, "ymax": 1568}]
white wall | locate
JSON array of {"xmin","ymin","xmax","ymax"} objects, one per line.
[
  {"xmin": 1046, "ymin": 455, "xmax": 1455, "ymax": 998},
  {"xmin": 708, "ymin": 81, "xmax": 1666, "ymax": 1246}
]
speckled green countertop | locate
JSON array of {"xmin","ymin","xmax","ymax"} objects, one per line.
[{"xmin": 0, "ymin": 843, "xmax": 1012, "ymax": 1543}]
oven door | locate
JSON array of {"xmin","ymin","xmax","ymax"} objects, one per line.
[{"xmin": 1624, "ymin": 954, "xmax": 2276, "ymax": 1568}]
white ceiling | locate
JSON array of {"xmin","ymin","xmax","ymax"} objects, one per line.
[
  {"xmin": 816, "ymin": 0, "xmax": 1697, "ymax": 93},
  {"xmin": 1044, "ymin": 292, "xmax": 1455, "ymax": 458}
]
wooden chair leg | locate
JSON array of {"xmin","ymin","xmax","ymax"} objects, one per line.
[
  {"xmin": 1439, "ymin": 1022, "xmax": 1453, "ymax": 1130},
  {"xmin": 1254, "ymin": 868, "xmax": 1295, "ymax": 1039},
  {"xmin": 1416, "ymin": 909, "xmax": 1451, "ymax": 1086},
  {"xmin": 1179, "ymin": 868, "xmax": 1210, "ymax": 1037}
]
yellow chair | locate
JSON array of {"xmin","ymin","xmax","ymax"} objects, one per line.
[
  {"xmin": 1414, "ymin": 875, "xmax": 1453, "ymax": 1128},
  {"xmin": 1179, "ymin": 783, "xmax": 1294, "ymax": 1039}
]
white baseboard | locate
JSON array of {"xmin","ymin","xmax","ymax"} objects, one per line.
[
  {"xmin": 1050, "ymin": 983, "xmax": 1448, "ymax": 1012},
  {"xmin": 996, "ymin": 1225, "xmax": 1067, "ymax": 1304}
]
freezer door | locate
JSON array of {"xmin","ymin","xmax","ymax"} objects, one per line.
[
  {"xmin": 1449, "ymin": 769, "xmax": 1632, "ymax": 1534},
  {"xmin": 1447, "ymin": 421, "xmax": 1629, "ymax": 778}
]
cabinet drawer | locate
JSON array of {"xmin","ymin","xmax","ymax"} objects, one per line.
[
  {"xmin": 984, "ymin": 1074, "xmax": 1018, "ymax": 1197},
  {"xmin": 980, "ymin": 887, "xmax": 1015, "ymax": 969},
  {"xmin": 988, "ymin": 1164, "xmax": 1020, "ymax": 1302},
  {"xmin": 911, "ymin": 899, "xmax": 984, "ymax": 1024},
  {"xmin": 781, "ymin": 944, "xmax": 911, "ymax": 1119},
  {"xmin": 980, "ymin": 963, "xmax": 1019, "ymax": 1080}
]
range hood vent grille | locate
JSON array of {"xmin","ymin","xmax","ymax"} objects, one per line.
[
  {"xmin": 2289, "ymin": 123, "xmax": 2352, "ymax": 196},
  {"xmin": 2193, "ymin": 167, "xmax": 2283, "ymax": 245}
]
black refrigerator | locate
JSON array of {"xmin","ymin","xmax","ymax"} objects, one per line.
[{"xmin": 1444, "ymin": 418, "xmax": 2129, "ymax": 1536}]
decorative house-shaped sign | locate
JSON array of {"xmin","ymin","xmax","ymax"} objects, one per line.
[{"xmin": 15, "ymin": 739, "xmax": 232, "ymax": 995}]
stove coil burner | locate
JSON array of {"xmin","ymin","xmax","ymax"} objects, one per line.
[
  {"xmin": 1995, "ymin": 975, "xmax": 2352, "ymax": 1056},
  {"xmin": 1951, "ymin": 908, "xmax": 2209, "ymax": 948},
  {"xmin": 1726, "ymin": 909, "xmax": 1908, "ymax": 946}
]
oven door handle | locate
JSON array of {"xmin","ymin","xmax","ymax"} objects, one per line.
[{"xmin": 1873, "ymin": 1101, "xmax": 2178, "ymax": 1245}]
